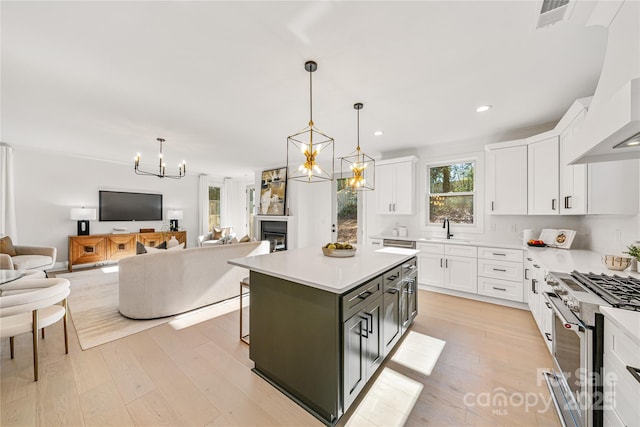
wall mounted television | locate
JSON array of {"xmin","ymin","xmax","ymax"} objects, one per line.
[{"xmin": 99, "ymin": 190, "xmax": 163, "ymax": 221}]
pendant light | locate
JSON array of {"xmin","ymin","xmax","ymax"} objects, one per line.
[
  {"xmin": 286, "ymin": 60, "xmax": 334, "ymax": 183},
  {"xmin": 339, "ymin": 103, "xmax": 375, "ymax": 191}
]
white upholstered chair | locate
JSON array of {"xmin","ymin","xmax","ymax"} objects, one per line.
[{"xmin": 0, "ymin": 278, "xmax": 71, "ymax": 381}]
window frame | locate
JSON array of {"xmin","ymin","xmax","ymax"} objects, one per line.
[{"xmin": 422, "ymin": 154, "xmax": 484, "ymax": 234}]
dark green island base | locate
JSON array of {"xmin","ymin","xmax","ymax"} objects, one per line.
[{"xmin": 248, "ymin": 257, "xmax": 418, "ymax": 426}]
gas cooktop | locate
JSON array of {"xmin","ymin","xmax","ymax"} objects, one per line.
[{"xmin": 571, "ymin": 271, "xmax": 640, "ymax": 311}]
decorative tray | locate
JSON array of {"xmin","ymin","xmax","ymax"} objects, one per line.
[{"xmin": 322, "ymin": 247, "xmax": 357, "ymax": 257}]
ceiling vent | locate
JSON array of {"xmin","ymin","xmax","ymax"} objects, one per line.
[{"xmin": 536, "ymin": 0, "xmax": 574, "ymax": 29}]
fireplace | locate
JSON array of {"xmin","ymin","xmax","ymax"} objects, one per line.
[{"xmin": 261, "ymin": 220, "xmax": 287, "ymax": 252}]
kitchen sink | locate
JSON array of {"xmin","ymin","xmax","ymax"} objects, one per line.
[{"xmin": 419, "ymin": 238, "xmax": 471, "ymax": 244}]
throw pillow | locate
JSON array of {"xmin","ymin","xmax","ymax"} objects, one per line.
[
  {"xmin": 0, "ymin": 236, "xmax": 17, "ymax": 256},
  {"xmin": 167, "ymin": 242, "xmax": 185, "ymax": 251},
  {"xmin": 230, "ymin": 237, "xmax": 239, "ymax": 244},
  {"xmin": 212, "ymin": 227, "xmax": 224, "ymax": 239},
  {"xmin": 155, "ymin": 241, "xmax": 167, "ymax": 249},
  {"xmin": 239, "ymin": 234, "xmax": 251, "ymax": 243},
  {"xmin": 144, "ymin": 245, "xmax": 162, "ymax": 253},
  {"xmin": 136, "ymin": 241, "xmax": 147, "ymax": 255}
]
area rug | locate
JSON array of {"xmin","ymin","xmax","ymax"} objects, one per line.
[{"xmin": 53, "ymin": 267, "xmax": 244, "ymax": 350}]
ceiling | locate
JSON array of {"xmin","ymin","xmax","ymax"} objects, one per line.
[{"xmin": 1, "ymin": 1, "xmax": 608, "ymax": 178}]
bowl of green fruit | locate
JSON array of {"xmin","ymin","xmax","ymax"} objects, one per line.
[{"xmin": 322, "ymin": 242, "xmax": 357, "ymax": 257}]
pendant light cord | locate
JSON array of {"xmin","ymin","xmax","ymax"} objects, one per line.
[{"xmin": 309, "ymin": 69, "xmax": 313, "ymax": 124}]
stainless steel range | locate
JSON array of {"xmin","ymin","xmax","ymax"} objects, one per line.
[{"xmin": 543, "ymin": 271, "xmax": 640, "ymax": 427}]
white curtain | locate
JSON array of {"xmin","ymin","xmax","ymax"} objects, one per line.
[
  {"xmin": 0, "ymin": 142, "xmax": 18, "ymax": 240},
  {"xmin": 198, "ymin": 174, "xmax": 209, "ymax": 236}
]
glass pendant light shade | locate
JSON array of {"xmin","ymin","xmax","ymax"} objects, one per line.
[
  {"xmin": 339, "ymin": 103, "xmax": 375, "ymax": 191},
  {"xmin": 287, "ymin": 61, "xmax": 334, "ymax": 183}
]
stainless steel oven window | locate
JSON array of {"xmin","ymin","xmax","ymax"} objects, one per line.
[{"xmin": 554, "ymin": 314, "xmax": 583, "ymax": 399}]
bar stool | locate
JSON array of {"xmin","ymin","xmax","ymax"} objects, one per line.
[{"xmin": 240, "ymin": 276, "xmax": 250, "ymax": 344}]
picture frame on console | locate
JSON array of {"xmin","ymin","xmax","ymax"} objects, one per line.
[{"xmin": 259, "ymin": 167, "xmax": 287, "ymax": 215}]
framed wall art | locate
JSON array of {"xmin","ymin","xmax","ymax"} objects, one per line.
[{"xmin": 259, "ymin": 167, "xmax": 287, "ymax": 215}]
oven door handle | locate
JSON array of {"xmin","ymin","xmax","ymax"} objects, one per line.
[{"xmin": 543, "ymin": 292, "xmax": 586, "ymax": 333}]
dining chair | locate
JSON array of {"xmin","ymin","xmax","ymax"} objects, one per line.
[{"xmin": 0, "ymin": 278, "xmax": 70, "ymax": 381}]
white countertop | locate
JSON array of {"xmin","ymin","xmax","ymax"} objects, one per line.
[
  {"xmin": 525, "ymin": 246, "xmax": 640, "ymax": 278},
  {"xmin": 229, "ymin": 246, "xmax": 419, "ymax": 294},
  {"xmin": 600, "ymin": 306, "xmax": 640, "ymax": 346},
  {"xmin": 370, "ymin": 234, "xmax": 524, "ymax": 250}
]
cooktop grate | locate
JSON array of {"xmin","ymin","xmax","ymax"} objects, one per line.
[{"xmin": 572, "ymin": 271, "xmax": 640, "ymax": 311}]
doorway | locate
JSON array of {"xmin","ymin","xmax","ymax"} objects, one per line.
[{"xmin": 332, "ymin": 178, "xmax": 360, "ymax": 244}]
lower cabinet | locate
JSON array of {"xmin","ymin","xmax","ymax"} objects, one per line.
[
  {"xmin": 343, "ymin": 294, "xmax": 383, "ymax": 411},
  {"xmin": 477, "ymin": 247, "xmax": 524, "ymax": 303},
  {"xmin": 417, "ymin": 243, "xmax": 477, "ymax": 293},
  {"xmin": 603, "ymin": 317, "xmax": 640, "ymax": 427},
  {"xmin": 525, "ymin": 254, "xmax": 553, "ymax": 353}
]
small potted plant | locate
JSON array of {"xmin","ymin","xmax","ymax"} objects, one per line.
[{"xmin": 624, "ymin": 245, "xmax": 640, "ymax": 272}]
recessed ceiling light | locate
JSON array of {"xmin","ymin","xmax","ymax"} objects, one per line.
[
  {"xmin": 628, "ymin": 140, "xmax": 640, "ymax": 146},
  {"xmin": 374, "ymin": 131, "xmax": 383, "ymax": 136},
  {"xmin": 476, "ymin": 105, "xmax": 492, "ymax": 113}
]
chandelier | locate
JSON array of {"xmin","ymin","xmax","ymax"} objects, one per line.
[
  {"xmin": 339, "ymin": 103, "xmax": 375, "ymax": 191},
  {"xmin": 134, "ymin": 138, "xmax": 186, "ymax": 179},
  {"xmin": 286, "ymin": 60, "xmax": 334, "ymax": 183}
]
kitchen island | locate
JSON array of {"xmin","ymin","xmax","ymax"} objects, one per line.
[{"xmin": 229, "ymin": 246, "xmax": 419, "ymax": 426}]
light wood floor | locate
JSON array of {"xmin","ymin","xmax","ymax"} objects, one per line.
[{"xmin": 1, "ymin": 289, "xmax": 560, "ymax": 426}]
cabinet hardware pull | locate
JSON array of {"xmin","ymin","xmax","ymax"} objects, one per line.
[
  {"xmin": 492, "ymin": 253, "xmax": 506, "ymax": 256},
  {"xmin": 567, "ymin": 195, "xmax": 572, "ymax": 209},
  {"xmin": 493, "ymin": 268, "xmax": 507, "ymax": 272},
  {"xmin": 526, "ymin": 257, "xmax": 532, "ymax": 261},
  {"xmin": 533, "ymin": 264, "xmax": 540, "ymax": 268},
  {"xmin": 552, "ymin": 199, "xmax": 556, "ymax": 210},
  {"xmin": 491, "ymin": 201, "xmax": 494, "ymax": 211},
  {"xmin": 389, "ymin": 203, "xmax": 392, "ymax": 212},
  {"xmin": 359, "ymin": 316, "xmax": 369, "ymax": 338},
  {"xmin": 627, "ymin": 366, "xmax": 640, "ymax": 384},
  {"xmin": 532, "ymin": 279, "xmax": 538, "ymax": 294},
  {"xmin": 545, "ymin": 333, "xmax": 552, "ymax": 342},
  {"xmin": 365, "ymin": 312, "xmax": 374, "ymax": 333},
  {"xmin": 440, "ymin": 258, "xmax": 443, "ymax": 268},
  {"xmin": 524, "ymin": 269, "xmax": 530, "ymax": 280},
  {"xmin": 545, "ymin": 302, "xmax": 552, "ymax": 309},
  {"xmin": 387, "ymin": 288, "xmax": 399, "ymax": 294},
  {"xmin": 492, "ymin": 287, "xmax": 506, "ymax": 291},
  {"xmin": 393, "ymin": 203, "xmax": 396, "ymax": 211},
  {"xmin": 445, "ymin": 259, "xmax": 448, "ymax": 268},
  {"xmin": 386, "ymin": 274, "xmax": 398, "ymax": 281},
  {"xmin": 357, "ymin": 290, "xmax": 372, "ymax": 300}
]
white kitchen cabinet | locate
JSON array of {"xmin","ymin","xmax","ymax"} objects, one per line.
[
  {"xmin": 477, "ymin": 247, "xmax": 524, "ymax": 303},
  {"xmin": 559, "ymin": 105, "xmax": 589, "ymax": 215},
  {"xmin": 417, "ymin": 243, "xmax": 477, "ymax": 293},
  {"xmin": 528, "ymin": 134, "xmax": 560, "ymax": 215},
  {"xmin": 525, "ymin": 254, "xmax": 553, "ymax": 354},
  {"xmin": 588, "ymin": 159, "xmax": 639, "ymax": 215},
  {"xmin": 375, "ymin": 157, "xmax": 417, "ymax": 215},
  {"xmin": 603, "ymin": 316, "xmax": 640, "ymax": 427},
  {"xmin": 486, "ymin": 143, "xmax": 528, "ymax": 214}
]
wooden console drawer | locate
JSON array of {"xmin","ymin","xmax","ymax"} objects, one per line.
[
  {"xmin": 106, "ymin": 234, "xmax": 137, "ymax": 260},
  {"xmin": 69, "ymin": 236, "xmax": 107, "ymax": 268},
  {"xmin": 137, "ymin": 232, "xmax": 164, "ymax": 247}
]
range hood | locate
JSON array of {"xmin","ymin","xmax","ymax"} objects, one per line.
[{"xmin": 568, "ymin": 0, "xmax": 640, "ymax": 164}]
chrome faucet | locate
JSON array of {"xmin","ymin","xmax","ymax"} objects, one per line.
[{"xmin": 443, "ymin": 218, "xmax": 453, "ymax": 239}]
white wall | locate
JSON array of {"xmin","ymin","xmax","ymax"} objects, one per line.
[
  {"xmin": 224, "ymin": 176, "xmax": 253, "ymax": 238},
  {"xmin": 13, "ymin": 147, "xmax": 200, "ymax": 265}
]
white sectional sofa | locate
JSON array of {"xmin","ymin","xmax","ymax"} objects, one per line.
[{"xmin": 118, "ymin": 240, "xmax": 269, "ymax": 319}]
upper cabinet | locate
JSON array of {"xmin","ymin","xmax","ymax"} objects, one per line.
[
  {"xmin": 559, "ymin": 101, "xmax": 589, "ymax": 215},
  {"xmin": 375, "ymin": 156, "xmax": 417, "ymax": 215},
  {"xmin": 486, "ymin": 143, "xmax": 528, "ymax": 215},
  {"xmin": 486, "ymin": 95, "xmax": 639, "ymax": 217},
  {"xmin": 527, "ymin": 133, "xmax": 559, "ymax": 215}
]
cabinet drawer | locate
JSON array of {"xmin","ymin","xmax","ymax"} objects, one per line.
[
  {"xmin": 342, "ymin": 276, "xmax": 383, "ymax": 320},
  {"xmin": 478, "ymin": 247, "xmax": 523, "ymax": 262},
  {"xmin": 444, "ymin": 244, "xmax": 477, "ymax": 258},
  {"xmin": 417, "ymin": 242, "xmax": 444, "ymax": 254},
  {"xmin": 604, "ymin": 318, "xmax": 640, "ymax": 368},
  {"xmin": 477, "ymin": 277, "xmax": 524, "ymax": 302},
  {"xmin": 478, "ymin": 259, "xmax": 523, "ymax": 282},
  {"xmin": 401, "ymin": 258, "xmax": 417, "ymax": 277},
  {"xmin": 383, "ymin": 266, "xmax": 402, "ymax": 290}
]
